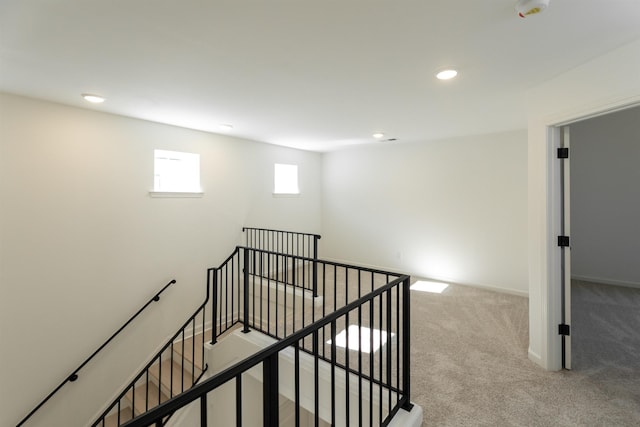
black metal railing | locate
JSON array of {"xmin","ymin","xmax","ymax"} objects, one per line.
[
  {"xmin": 91, "ymin": 282, "xmax": 210, "ymax": 427},
  {"xmin": 17, "ymin": 279, "xmax": 177, "ymax": 427},
  {"xmin": 243, "ymin": 227, "xmax": 321, "ymax": 297},
  {"xmin": 124, "ymin": 247, "xmax": 412, "ymax": 426},
  {"xmin": 208, "ymin": 247, "xmax": 244, "ymax": 342}
]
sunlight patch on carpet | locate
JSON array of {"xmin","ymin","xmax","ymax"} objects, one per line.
[
  {"xmin": 411, "ymin": 280, "xmax": 449, "ymax": 294},
  {"xmin": 327, "ymin": 325, "xmax": 394, "ymax": 353}
]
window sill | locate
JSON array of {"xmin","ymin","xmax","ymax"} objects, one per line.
[
  {"xmin": 149, "ymin": 191, "xmax": 204, "ymax": 198},
  {"xmin": 272, "ymin": 193, "xmax": 300, "ymax": 198}
]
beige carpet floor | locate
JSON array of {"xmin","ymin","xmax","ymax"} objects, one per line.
[{"xmin": 410, "ymin": 280, "xmax": 640, "ymax": 426}]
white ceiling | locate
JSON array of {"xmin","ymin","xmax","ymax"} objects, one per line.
[{"xmin": 2, "ymin": 0, "xmax": 640, "ymax": 151}]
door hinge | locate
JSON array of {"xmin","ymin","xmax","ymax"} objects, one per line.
[
  {"xmin": 557, "ymin": 147, "xmax": 569, "ymax": 159},
  {"xmin": 559, "ymin": 324, "xmax": 571, "ymax": 336},
  {"xmin": 558, "ymin": 236, "xmax": 570, "ymax": 247}
]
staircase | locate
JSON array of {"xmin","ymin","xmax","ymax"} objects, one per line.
[
  {"xmin": 102, "ymin": 328, "xmax": 213, "ymax": 427},
  {"xmin": 102, "ymin": 246, "xmax": 415, "ymax": 426},
  {"xmin": 20, "ymin": 228, "xmax": 418, "ymax": 427}
]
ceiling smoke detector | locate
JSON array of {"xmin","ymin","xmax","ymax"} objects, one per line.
[{"xmin": 515, "ymin": 0, "xmax": 549, "ymax": 18}]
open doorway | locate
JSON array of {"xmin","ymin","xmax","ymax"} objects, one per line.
[{"xmin": 563, "ymin": 105, "xmax": 640, "ymax": 384}]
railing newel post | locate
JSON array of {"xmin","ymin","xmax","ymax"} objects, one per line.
[
  {"xmin": 242, "ymin": 247, "xmax": 250, "ymax": 333},
  {"xmin": 312, "ymin": 235, "xmax": 319, "ymax": 297},
  {"xmin": 263, "ymin": 354, "xmax": 279, "ymax": 427},
  {"xmin": 211, "ymin": 268, "xmax": 218, "ymax": 344},
  {"xmin": 200, "ymin": 394, "xmax": 208, "ymax": 427},
  {"xmin": 402, "ymin": 276, "xmax": 413, "ymax": 411}
]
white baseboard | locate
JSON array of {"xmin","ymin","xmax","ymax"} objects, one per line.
[
  {"xmin": 528, "ymin": 347, "xmax": 542, "ymax": 367},
  {"xmin": 572, "ymin": 275, "xmax": 640, "ymax": 289},
  {"xmin": 321, "ymin": 256, "xmax": 529, "ymax": 298}
]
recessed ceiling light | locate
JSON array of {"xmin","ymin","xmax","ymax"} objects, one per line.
[
  {"xmin": 81, "ymin": 93, "xmax": 105, "ymax": 103},
  {"xmin": 373, "ymin": 133, "xmax": 385, "ymax": 139},
  {"xmin": 219, "ymin": 124, "xmax": 234, "ymax": 131},
  {"xmin": 436, "ymin": 69, "xmax": 458, "ymax": 80}
]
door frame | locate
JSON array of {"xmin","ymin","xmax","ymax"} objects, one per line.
[
  {"xmin": 544, "ymin": 102, "xmax": 640, "ymax": 371},
  {"xmin": 559, "ymin": 126, "xmax": 571, "ymax": 369}
]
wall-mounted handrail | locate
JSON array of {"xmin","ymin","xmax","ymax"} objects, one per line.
[{"xmin": 17, "ymin": 279, "xmax": 177, "ymax": 427}]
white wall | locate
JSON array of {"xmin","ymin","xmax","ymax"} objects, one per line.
[
  {"xmin": 527, "ymin": 38, "xmax": 640, "ymax": 370},
  {"xmin": 321, "ymin": 131, "xmax": 528, "ymax": 295},
  {"xmin": 0, "ymin": 93, "xmax": 322, "ymax": 427},
  {"xmin": 570, "ymin": 106, "xmax": 640, "ymax": 287}
]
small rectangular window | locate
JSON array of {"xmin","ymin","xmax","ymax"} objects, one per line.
[
  {"xmin": 274, "ymin": 163, "xmax": 299, "ymax": 195},
  {"xmin": 153, "ymin": 149, "xmax": 201, "ymax": 193}
]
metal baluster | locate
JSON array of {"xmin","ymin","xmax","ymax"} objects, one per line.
[
  {"xmin": 202, "ymin": 308, "xmax": 206, "ymax": 373},
  {"xmin": 402, "ymin": 277, "xmax": 412, "ymax": 410},
  {"xmin": 387, "ymin": 289, "xmax": 393, "ymax": 419},
  {"xmin": 331, "ymin": 319, "xmax": 336, "ymax": 426},
  {"xmin": 260, "ymin": 248, "xmax": 264, "ymax": 331},
  {"xmin": 201, "ymin": 394, "xmax": 208, "ymax": 427},
  {"xmin": 252, "ymin": 249, "xmax": 256, "ymax": 329},
  {"xmin": 379, "ymin": 294, "xmax": 383, "ymax": 424},
  {"xmin": 158, "ymin": 354, "xmax": 162, "ymax": 406},
  {"xmin": 225, "ymin": 264, "xmax": 228, "ymax": 332},
  {"xmin": 145, "ymin": 370, "xmax": 149, "ymax": 412},
  {"xmin": 396, "ymin": 283, "xmax": 400, "ymax": 407},
  {"xmin": 231, "ymin": 257, "xmax": 235, "ymax": 327},
  {"xmin": 294, "ymin": 341, "xmax": 300, "ymax": 427},
  {"xmin": 302, "ymin": 255, "xmax": 306, "ymax": 328},
  {"xmin": 313, "ymin": 329, "xmax": 319, "ymax": 427},
  {"xmin": 345, "ymin": 310, "xmax": 350, "ymax": 427},
  {"xmin": 170, "ymin": 342, "xmax": 174, "ymax": 397},
  {"xmin": 192, "ymin": 317, "xmax": 196, "ymax": 384},
  {"xmin": 358, "ymin": 304, "xmax": 363, "ymax": 425},
  {"xmin": 236, "ymin": 375, "xmax": 242, "ymax": 426},
  {"xmin": 369, "ymin": 300, "xmax": 374, "ymax": 425},
  {"xmin": 181, "ymin": 330, "xmax": 185, "ymax": 392},
  {"xmin": 267, "ymin": 250, "xmax": 272, "ymax": 336},
  {"xmin": 292, "ymin": 255, "xmax": 296, "ymax": 335},
  {"xmin": 275, "ymin": 253, "xmax": 279, "ymax": 337}
]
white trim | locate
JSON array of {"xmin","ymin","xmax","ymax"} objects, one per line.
[
  {"xmin": 533, "ymin": 99, "xmax": 640, "ymax": 371},
  {"xmin": 546, "ymin": 125, "xmax": 564, "ymax": 371},
  {"xmin": 540, "ymin": 101, "xmax": 640, "ymax": 372},
  {"xmin": 572, "ymin": 275, "xmax": 640, "ymax": 290},
  {"xmin": 320, "ymin": 256, "xmax": 529, "ymax": 297},
  {"xmin": 544, "ymin": 97, "xmax": 640, "ymax": 128},
  {"xmin": 149, "ymin": 191, "xmax": 204, "ymax": 198},
  {"xmin": 528, "ymin": 348, "xmax": 543, "ymax": 366}
]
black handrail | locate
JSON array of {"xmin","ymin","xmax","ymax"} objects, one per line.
[
  {"xmin": 17, "ymin": 279, "xmax": 177, "ymax": 427},
  {"xmin": 120, "ymin": 265, "xmax": 411, "ymax": 427},
  {"xmin": 242, "ymin": 226, "xmax": 321, "ymax": 240}
]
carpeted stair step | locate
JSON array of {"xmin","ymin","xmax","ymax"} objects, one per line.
[
  {"xmin": 148, "ymin": 358, "xmax": 199, "ymax": 398},
  {"xmin": 103, "ymin": 406, "xmax": 133, "ymax": 427}
]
